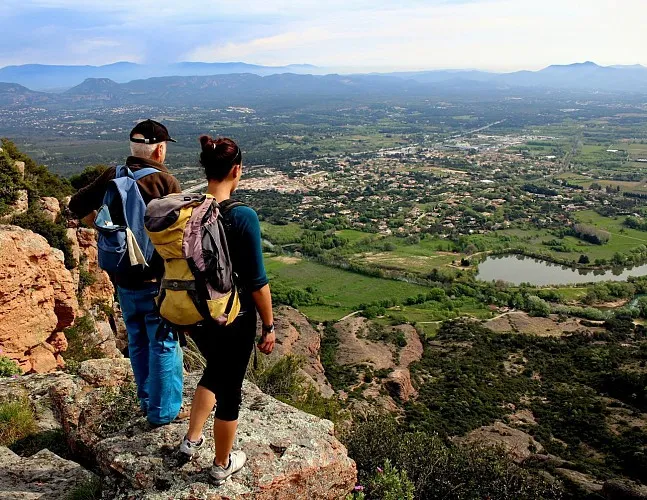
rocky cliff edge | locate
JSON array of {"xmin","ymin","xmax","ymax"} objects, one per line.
[{"xmin": 0, "ymin": 358, "xmax": 357, "ymax": 499}]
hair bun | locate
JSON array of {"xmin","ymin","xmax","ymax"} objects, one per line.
[{"xmin": 199, "ymin": 134, "xmax": 213, "ymax": 150}]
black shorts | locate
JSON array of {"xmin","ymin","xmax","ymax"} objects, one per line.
[{"xmin": 190, "ymin": 312, "xmax": 257, "ymax": 421}]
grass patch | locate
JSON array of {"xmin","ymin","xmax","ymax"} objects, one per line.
[
  {"xmin": 0, "ymin": 397, "xmax": 37, "ymax": 446},
  {"xmin": 96, "ymin": 383, "xmax": 139, "ymax": 437},
  {"xmin": 260, "ymin": 222, "xmax": 304, "ymax": 245},
  {"xmin": 265, "ymin": 257, "xmax": 430, "ymax": 322},
  {"xmin": 247, "ymin": 354, "xmax": 342, "ymax": 423},
  {"xmin": 66, "ymin": 476, "xmax": 102, "ymax": 500}
]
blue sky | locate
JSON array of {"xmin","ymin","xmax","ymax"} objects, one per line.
[{"xmin": 1, "ymin": 0, "xmax": 645, "ymax": 71}]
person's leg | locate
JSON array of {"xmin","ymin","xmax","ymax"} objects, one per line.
[
  {"xmin": 214, "ymin": 419, "xmax": 239, "ymax": 467},
  {"xmin": 186, "ymin": 385, "xmax": 216, "ymax": 441},
  {"xmin": 181, "ymin": 326, "xmax": 217, "ymax": 455},
  {"xmin": 144, "ymin": 284, "xmax": 184, "ymax": 425},
  {"xmin": 212, "ymin": 313, "xmax": 257, "ymax": 466},
  {"xmin": 117, "ymin": 285, "xmax": 150, "ymax": 412}
]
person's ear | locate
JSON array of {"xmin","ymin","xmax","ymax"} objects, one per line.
[
  {"xmin": 232, "ymin": 164, "xmax": 241, "ymax": 179},
  {"xmin": 153, "ymin": 143, "xmax": 163, "ymax": 161}
]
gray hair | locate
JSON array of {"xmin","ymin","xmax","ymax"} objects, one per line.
[{"xmin": 129, "ymin": 134, "xmax": 165, "ymax": 159}]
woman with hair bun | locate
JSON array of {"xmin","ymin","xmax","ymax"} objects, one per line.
[{"xmin": 178, "ymin": 135, "xmax": 275, "ymax": 485}]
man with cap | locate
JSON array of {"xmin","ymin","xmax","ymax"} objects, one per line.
[{"xmin": 69, "ymin": 119, "xmax": 185, "ymax": 426}]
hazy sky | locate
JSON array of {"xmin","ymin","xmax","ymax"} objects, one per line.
[{"xmin": 1, "ymin": 0, "xmax": 645, "ymax": 71}]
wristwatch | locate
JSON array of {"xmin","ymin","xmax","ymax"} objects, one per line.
[{"xmin": 262, "ymin": 323, "xmax": 275, "ymax": 335}]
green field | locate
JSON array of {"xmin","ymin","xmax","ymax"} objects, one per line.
[
  {"xmin": 575, "ymin": 210, "xmax": 647, "ymax": 254},
  {"xmin": 260, "ymin": 222, "xmax": 304, "ymax": 245},
  {"xmin": 265, "ymin": 256, "xmax": 430, "ymax": 321},
  {"xmin": 335, "ymin": 229, "xmax": 374, "ymax": 244}
]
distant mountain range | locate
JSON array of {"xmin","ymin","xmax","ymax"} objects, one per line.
[
  {"xmin": 385, "ymin": 62, "xmax": 647, "ymax": 92},
  {"xmin": 1, "ymin": 62, "xmax": 647, "ymax": 109},
  {"xmin": 1, "ymin": 60, "xmax": 646, "ymax": 94},
  {"xmin": 1, "ymin": 61, "xmax": 647, "ymax": 93},
  {"xmin": 0, "ymin": 62, "xmax": 320, "ymax": 90}
]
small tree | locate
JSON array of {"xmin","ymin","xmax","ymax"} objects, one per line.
[{"xmin": 578, "ymin": 254, "xmax": 590, "ymax": 265}]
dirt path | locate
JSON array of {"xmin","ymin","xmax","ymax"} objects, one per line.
[{"xmin": 338, "ymin": 310, "xmax": 361, "ymax": 322}]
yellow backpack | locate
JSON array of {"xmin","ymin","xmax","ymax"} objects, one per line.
[{"xmin": 144, "ymin": 193, "xmax": 242, "ymax": 327}]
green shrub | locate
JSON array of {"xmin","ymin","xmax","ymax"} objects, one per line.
[
  {"xmin": 11, "ymin": 208, "xmax": 76, "ymax": 269},
  {"xmin": 69, "ymin": 165, "xmax": 109, "ymax": 191},
  {"xmin": 321, "ymin": 323, "xmax": 358, "ymax": 390},
  {"xmin": 247, "ymin": 354, "xmax": 342, "ymax": 422},
  {"xmin": 77, "ymin": 267, "xmax": 97, "ymax": 300},
  {"xmin": 0, "ymin": 147, "xmax": 23, "ymax": 217},
  {"xmin": 0, "ymin": 397, "xmax": 37, "ymax": 446},
  {"xmin": 1, "ymin": 138, "xmax": 73, "ymax": 201},
  {"xmin": 345, "ymin": 415, "xmax": 563, "ymax": 500},
  {"xmin": 0, "ymin": 356, "xmax": 21, "ymax": 377},
  {"xmin": 367, "ymin": 460, "xmax": 414, "ymax": 500},
  {"xmin": 247, "ymin": 354, "xmax": 306, "ymax": 400},
  {"xmin": 96, "ymin": 383, "xmax": 139, "ymax": 437},
  {"xmin": 63, "ymin": 315, "xmax": 104, "ymax": 372}
]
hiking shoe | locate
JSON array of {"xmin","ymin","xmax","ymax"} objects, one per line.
[
  {"xmin": 179, "ymin": 434, "xmax": 205, "ymax": 459},
  {"xmin": 210, "ymin": 450, "xmax": 247, "ymax": 486}
]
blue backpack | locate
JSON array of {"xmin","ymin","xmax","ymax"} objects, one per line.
[{"xmin": 94, "ymin": 165, "xmax": 159, "ymax": 274}]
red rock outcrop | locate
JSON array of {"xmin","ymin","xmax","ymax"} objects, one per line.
[
  {"xmin": 0, "ymin": 225, "xmax": 79, "ymax": 373},
  {"xmin": 76, "ymin": 227, "xmax": 114, "ymax": 307},
  {"xmin": 40, "ymin": 196, "xmax": 61, "ymax": 223},
  {"xmin": 268, "ymin": 305, "xmax": 334, "ymax": 397}
]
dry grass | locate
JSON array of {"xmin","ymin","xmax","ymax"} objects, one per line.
[{"xmin": 0, "ymin": 397, "xmax": 37, "ymax": 446}]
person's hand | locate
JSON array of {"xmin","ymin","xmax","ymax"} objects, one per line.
[{"xmin": 258, "ymin": 331, "xmax": 276, "ymax": 354}]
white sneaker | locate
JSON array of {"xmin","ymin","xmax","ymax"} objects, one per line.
[
  {"xmin": 179, "ymin": 434, "xmax": 205, "ymax": 459},
  {"xmin": 210, "ymin": 450, "xmax": 247, "ymax": 485}
]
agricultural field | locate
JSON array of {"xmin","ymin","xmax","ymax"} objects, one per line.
[
  {"xmin": 264, "ymin": 256, "xmax": 431, "ymax": 322},
  {"xmin": 260, "ymin": 222, "xmax": 304, "ymax": 245}
]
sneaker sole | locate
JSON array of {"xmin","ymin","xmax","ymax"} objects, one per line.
[{"xmin": 210, "ymin": 466, "xmax": 244, "ymax": 486}]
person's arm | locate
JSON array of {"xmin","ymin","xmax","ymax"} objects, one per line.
[
  {"xmin": 68, "ymin": 167, "xmax": 115, "ymax": 221},
  {"xmin": 252, "ymin": 284, "xmax": 275, "ymax": 354},
  {"xmin": 234, "ymin": 206, "xmax": 274, "ymax": 353}
]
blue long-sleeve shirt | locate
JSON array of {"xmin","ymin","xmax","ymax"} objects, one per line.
[{"xmin": 224, "ymin": 204, "xmax": 269, "ymax": 310}]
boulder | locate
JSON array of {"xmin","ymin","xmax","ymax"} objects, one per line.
[
  {"xmin": 40, "ymin": 197, "xmax": 61, "ymax": 223},
  {"xmin": 555, "ymin": 468, "xmax": 603, "ymax": 495},
  {"xmin": 384, "ymin": 368, "xmax": 418, "ymax": 402},
  {"xmin": 603, "ymin": 479, "xmax": 647, "ymax": 499},
  {"xmin": 48, "ymin": 360, "xmax": 357, "ymax": 499},
  {"xmin": 0, "ymin": 225, "xmax": 78, "ymax": 373},
  {"xmin": 0, "ymin": 447, "xmax": 97, "ymax": 500},
  {"xmin": 87, "ymin": 318, "xmax": 123, "ymax": 359},
  {"xmin": 457, "ymin": 421, "xmax": 544, "ymax": 463},
  {"xmin": 78, "ymin": 357, "xmax": 132, "ymax": 387},
  {"xmin": 13, "ymin": 160, "xmax": 25, "ymax": 179},
  {"xmin": 66, "ymin": 227, "xmax": 82, "ymax": 289}
]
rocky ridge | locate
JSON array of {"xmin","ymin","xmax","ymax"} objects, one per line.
[{"xmin": 0, "ymin": 359, "xmax": 357, "ymax": 499}]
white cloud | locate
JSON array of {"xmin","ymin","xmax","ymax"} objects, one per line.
[
  {"xmin": 186, "ymin": 0, "xmax": 647, "ymax": 71},
  {"xmin": 1, "ymin": 0, "xmax": 646, "ymax": 69}
]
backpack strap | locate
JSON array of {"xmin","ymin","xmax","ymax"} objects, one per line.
[
  {"xmin": 132, "ymin": 167, "xmax": 160, "ymax": 181},
  {"xmin": 218, "ymin": 199, "xmax": 247, "ymax": 214},
  {"xmin": 115, "ymin": 165, "xmax": 129, "ymax": 178}
]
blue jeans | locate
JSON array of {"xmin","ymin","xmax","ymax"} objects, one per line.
[{"xmin": 117, "ymin": 283, "xmax": 184, "ymax": 425}]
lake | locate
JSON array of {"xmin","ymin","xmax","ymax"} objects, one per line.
[{"xmin": 477, "ymin": 254, "xmax": 647, "ymax": 286}]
